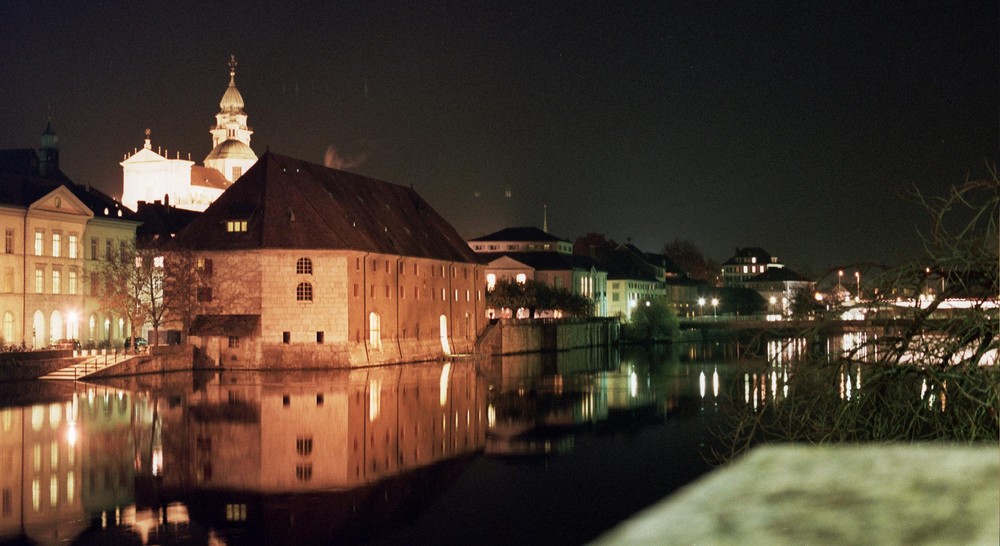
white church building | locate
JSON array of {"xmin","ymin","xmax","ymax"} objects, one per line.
[{"xmin": 120, "ymin": 56, "xmax": 257, "ymax": 212}]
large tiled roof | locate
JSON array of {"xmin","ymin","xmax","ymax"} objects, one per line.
[
  {"xmin": 468, "ymin": 226, "xmax": 568, "ymax": 243},
  {"xmin": 0, "ymin": 168, "xmax": 137, "ymax": 222},
  {"xmin": 171, "ymin": 152, "xmax": 479, "ymax": 263}
]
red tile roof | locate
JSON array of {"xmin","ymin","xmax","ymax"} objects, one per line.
[
  {"xmin": 190, "ymin": 166, "xmax": 230, "ymax": 190},
  {"xmin": 171, "ymin": 152, "xmax": 480, "ymax": 263}
]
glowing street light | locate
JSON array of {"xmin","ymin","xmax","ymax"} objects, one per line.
[
  {"xmin": 838, "ymin": 269, "xmax": 844, "ymax": 295},
  {"xmin": 698, "ymin": 297, "xmax": 705, "ymax": 317},
  {"xmin": 711, "ymin": 297, "xmax": 719, "ymax": 318},
  {"xmin": 854, "ymin": 271, "xmax": 861, "ymax": 299}
]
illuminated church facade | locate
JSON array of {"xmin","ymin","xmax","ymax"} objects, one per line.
[{"xmin": 120, "ymin": 56, "xmax": 258, "ymax": 212}]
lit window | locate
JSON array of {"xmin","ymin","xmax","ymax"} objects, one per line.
[
  {"xmin": 486, "ymin": 273, "xmax": 496, "ymax": 290},
  {"xmin": 226, "ymin": 220, "xmax": 248, "ymax": 233},
  {"xmin": 516, "ymin": 274, "xmax": 527, "ymax": 284},
  {"xmin": 34, "ymin": 268, "xmax": 43, "ymax": 294},
  {"xmin": 68, "ymin": 235, "xmax": 77, "ymax": 259},
  {"xmin": 34, "ymin": 230, "xmax": 43, "ymax": 256},
  {"xmin": 51, "ymin": 270, "xmax": 60, "ymax": 294},
  {"xmin": 68, "ymin": 270, "xmax": 77, "ymax": 294},
  {"xmin": 51, "ymin": 233, "xmax": 61, "ymax": 258},
  {"xmin": 226, "ymin": 504, "xmax": 247, "ymax": 522},
  {"xmin": 228, "ymin": 336, "xmax": 240, "ymax": 348},
  {"xmin": 296, "ymin": 257, "xmax": 313, "ymax": 274},
  {"xmin": 296, "ymin": 282, "xmax": 313, "ymax": 301}
]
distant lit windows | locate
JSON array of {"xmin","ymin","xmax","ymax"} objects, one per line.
[
  {"xmin": 68, "ymin": 235, "xmax": 77, "ymax": 259},
  {"xmin": 296, "ymin": 257, "xmax": 312, "ymax": 275},
  {"xmin": 34, "ymin": 230, "xmax": 43, "ymax": 256},
  {"xmin": 369, "ymin": 312, "xmax": 381, "ymax": 351},
  {"xmin": 226, "ymin": 503, "xmax": 247, "ymax": 522},
  {"xmin": 51, "ymin": 233, "xmax": 61, "ymax": 258},
  {"xmin": 296, "ymin": 282, "xmax": 313, "ymax": 302},
  {"xmin": 226, "ymin": 220, "xmax": 248, "ymax": 233},
  {"xmin": 516, "ymin": 274, "xmax": 527, "ymax": 284},
  {"xmin": 51, "ymin": 270, "xmax": 60, "ymax": 294},
  {"xmin": 196, "ymin": 258, "xmax": 213, "ymax": 275},
  {"xmin": 486, "ymin": 273, "xmax": 496, "ymax": 291},
  {"xmin": 34, "ymin": 268, "xmax": 43, "ymax": 294}
]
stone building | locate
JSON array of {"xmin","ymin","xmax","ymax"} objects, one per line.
[
  {"xmin": 0, "ymin": 125, "xmax": 139, "ymax": 349},
  {"xmin": 170, "ymin": 152, "xmax": 486, "ymax": 368},
  {"xmin": 120, "ymin": 56, "xmax": 257, "ymax": 212}
]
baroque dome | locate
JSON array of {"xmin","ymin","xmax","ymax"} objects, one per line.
[{"xmin": 205, "ymin": 138, "xmax": 256, "ymax": 161}]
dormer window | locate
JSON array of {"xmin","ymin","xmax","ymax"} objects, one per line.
[{"xmin": 226, "ymin": 220, "xmax": 248, "ymax": 233}]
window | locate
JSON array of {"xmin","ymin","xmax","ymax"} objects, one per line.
[
  {"xmin": 316, "ymin": 331, "xmax": 324, "ymax": 344},
  {"xmin": 283, "ymin": 332, "xmax": 291, "ymax": 344},
  {"xmin": 51, "ymin": 233, "xmax": 60, "ymax": 258},
  {"xmin": 226, "ymin": 504, "xmax": 247, "ymax": 522},
  {"xmin": 105, "ymin": 240, "xmax": 112, "ymax": 260},
  {"xmin": 232, "ymin": 166, "xmax": 242, "ymax": 179},
  {"xmin": 296, "ymin": 282, "xmax": 313, "ymax": 301},
  {"xmin": 196, "ymin": 258, "xmax": 213, "ymax": 275},
  {"xmin": 296, "ymin": 436, "xmax": 313, "ymax": 456},
  {"xmin": 369, "ymin": 312, "xmax": 381, "ymax": 350},
  {"xmin": 226, "ymin": 220, "xmax": 248, "ymax": 233},
  {"xmin": 119, "ymin": 241, "xmax": 127, "ymax": 260},
  {"xmin": 90, "ymin": 272, "xmax": 98, "ymax": 296},
  {"xmin": 34, "ymin": 268, "xmax": 43, "ymax": 294},
  {"xmin": 316, "ymin": 393, "xmax": 324, "ymax": 405},
  {"xmin": 197, "ymin": 287, "xmax": 213, "ymax": 302},
  {"xmin": 90, "ymin": 238, "xmax": 97, "ymax": 260},
  {"xmin": 353, "ymin": 283, "xmax": 359, "ymax": 298},
  {"xmin": 296, "ymin": 257, "xmax": 312, "ymax": 274},
  {"xmin": 228, "ymin": 336, "xmax": 240, "ymax": 348},
  {"xmin": 51, "ymin": 270, "xmax": 60, "ymax": 294},
  {"xmin": 3, "ymin": 268, "xmax": 12, "ymax": 293},
  {"xmin": 68, "ymin": 235, "xmax": 77, "ymax": 259},
  {"xmin": 4, "ymin": 229, "xmax": 12, "ymax": 254},
  {"xmin": 34, "ymin": 230, "xmax": 43, "ymax": 256},
  {"xmin": 295, "ymin": 464, "xmax": 312, "ymax": 481}
]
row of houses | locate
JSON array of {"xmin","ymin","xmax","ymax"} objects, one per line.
[{"xmin": 468, "ymin": 228, "xmax": 813, "ymax": 320}]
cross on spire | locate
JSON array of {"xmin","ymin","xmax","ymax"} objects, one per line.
[{"xmin": 228, "ymin": 54, "xmax": 237, "ymax": 83}]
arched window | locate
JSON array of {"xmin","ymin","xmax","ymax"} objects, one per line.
[
  {"xmin": 369, "ymin": 312, "xmax": 381, "ymax": 350},
  {"xmin": 296, "ymin": 257, "xmax": 313, "ymax": 275},
  {"xmin": 296, "ymin": 282, "xmax": 313, "ymax": 301},
  {"xmin": 2, "ymin": 312, "xmax": 13, "ymax": 343}
]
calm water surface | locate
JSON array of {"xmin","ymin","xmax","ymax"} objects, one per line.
[{"xmin": 0, "ymin": 342, "xmax": 774, "ymax": 545}]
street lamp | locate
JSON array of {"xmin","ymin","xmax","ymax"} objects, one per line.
[
  {"xmin": 854, "ymin": 271, "xmax": 861, "ymax": 300},
  {"xmin": 711, "ymin": 297, "xmax": 719, "ymax": 318},
  {"xmin": 838, "ymin": 269, "xmax": 844, "ymax": 296},
  {"xmin": 698, "ymin": 297, "xmax": 705, "ymax": 317}
]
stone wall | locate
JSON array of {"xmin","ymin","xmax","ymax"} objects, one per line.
[
  {"xmin": 86, "ymin": 345, "xmax": 194, "ymax": 378},
  {"xmin": 0, "ymin": 349, "xmax": 74, "ymax": 381},
  {"xmin": 490, "ymin": 318, "xmax": 618, "ymax": 355}
]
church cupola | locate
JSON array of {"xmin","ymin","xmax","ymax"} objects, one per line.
[
  {"xmin": 38, "ymin": 120, "xmax": 59, "ymax": 176},
  {"xmin": 206, "ymin": 55, "xmax": 258, "ymax": 183}
]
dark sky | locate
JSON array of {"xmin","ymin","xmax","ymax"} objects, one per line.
[{"xmin": 1, "ymin": 1, "xmax": 997, "ymax": 274}]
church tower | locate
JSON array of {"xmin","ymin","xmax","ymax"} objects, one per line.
[
  {"xmin": 38, "ymin": 120, "xmax": 59, "ymax": 176},
  {"xmin": 204, "ymin": 55, "xmax": 257, "ymax": 182}
]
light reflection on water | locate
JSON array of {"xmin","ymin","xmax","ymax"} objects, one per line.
[{"xmin": 0, "ymin": 343, "xmax": 761, "ymax": 545}]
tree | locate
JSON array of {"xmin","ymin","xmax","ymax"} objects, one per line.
[
  {"xmin": 96, "ymin": 242, "xmax": 147, "ymax": 351},
  {"xmin": 622, "ymin": 300, "xmax": 679, "ymax": 342},
  {"xmin": 716, "ymin": 174, "xmax": 1000, "ymax": 462},
  {"xmin": 487, "ymin": 279, "xmax": 593, "ymax": 318},
  {"xmin": 662, "ymin": 238, "xmax": 718, "ymax": 284}
]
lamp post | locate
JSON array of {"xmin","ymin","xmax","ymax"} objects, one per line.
[
  {"xmin": 854, "ymin": 271, "xmax": 861, "ymax": 300},
  {"xmin": 838, "ymin": 269, "xmax": 844, "ymax": 297},
  {"xmin": 711, "ymin": 297, "xmax": 719, "ymax": 318},
  {"xmin": 698, "ymin": 297, "xmax": 705, "ymax": 317}
]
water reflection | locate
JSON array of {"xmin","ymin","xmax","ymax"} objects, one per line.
[{"xmin": 0, "ymin": 344, "xmax": 750, "ymax": 545}]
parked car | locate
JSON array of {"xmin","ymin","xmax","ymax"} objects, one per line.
[
  {"xmin": 124, "ymin": 337, "xmax": 148, "ymax": 350},
  {"xmin": 52, "ymin": 339, "xmax": 81, "ymax": 351}
]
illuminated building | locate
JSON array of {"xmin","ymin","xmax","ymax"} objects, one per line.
[
  {"xmin": 468, "ymin": 227, "xmax": 608, "ymax": 317},
  {"xmin": 0, "ymin": 124, "xmax": 139, "ymax": 348},
  {"xmin": 599, "ymin": 244, "xmax": 699, "ymax": 320},
  {"xmin": 169, "ymin": 153, "xmax": 485, "ymax": 367},
  {"xmin": 742, "ymin": 267, "xmax": 815, "ymax": 315},
  {"xmin": 120, "ymin": 56, "xmax": 257, "ymax": 212},
  {"xmin": 721, "ymin": 247, "xmax": 782, "ymax": 287}
]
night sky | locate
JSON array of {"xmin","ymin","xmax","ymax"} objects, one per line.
[{"xmin": 2, "ymin": 1, "xmax": 997, "ymax": 274}]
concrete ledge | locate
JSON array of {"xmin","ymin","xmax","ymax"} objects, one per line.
[{"xmin": 594, "ymin": 444, "xmax": 999, "ymax": 545}]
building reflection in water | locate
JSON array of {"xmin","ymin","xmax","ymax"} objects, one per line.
[{"xmin": 0, "ymin": 345, "xmax": 760, "ymax": 544}]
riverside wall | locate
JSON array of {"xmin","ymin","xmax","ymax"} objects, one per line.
[
  {"xmin": 85, "ymin": 345, "xmax": 195, "ymax": 379},
  {"xmin": 0, "ymin": 350, "xmax": 75, "ymax": 381},
  {"xmin": 479, "ymin": 318, "xmax": 619, "ymax": 355}
]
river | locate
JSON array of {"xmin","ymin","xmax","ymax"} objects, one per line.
[{"xmin": 0, "ymin": 342, "xmax": 769, "ymax": 545}]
